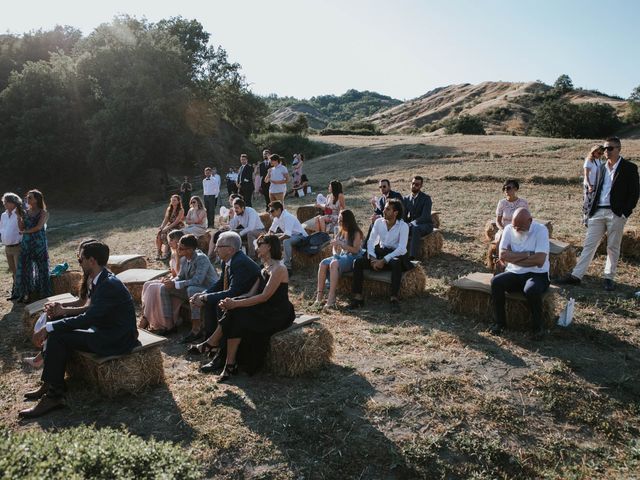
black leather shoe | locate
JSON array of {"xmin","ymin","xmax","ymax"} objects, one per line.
[
  {"xmin": 557, "ymin": 274, "xmax": 581, "ymax": 285},
  {"xmin": 24, "ymin": 384, "xmax": 49, "ymax": 401},
  {"xmin": 199, "ymin": 354, "xmax": 225, "ymax": 374},
  {"xmin": 19, "ymin": 395, "xmax": 65, "ymax": 418},
  {"xmin": 347, "ymin": 298, "xmax": 365, "ymax": 310},
  {"xmin": 488, "ymin": 323, "xmax": 503, "ymax": 335},
  {"xmin": 389, "ymin": 299, "xmax": 401, "ymax": 313},
  {"xmin": 603, "ymin": 279, "xmax": 616, "ymax": 291},
  {"xmin": 531, "ymin": 329, "xmax": 546, "ymax": 341}
]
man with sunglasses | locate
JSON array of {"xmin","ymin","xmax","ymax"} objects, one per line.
[
  {"xmin": 19, "ymin": 241, "xmax": 139, "ymax": 418},
  {"xmin": 365, "ymin": 179, "xmax": 403, "ymax": 244},
  {"xmin": 402, "ymin": 176, "xmax": 433, "ymax": 259},
  {"xmin": 559, "ymin": 137, "xmax": 639, "ymax": 291}
]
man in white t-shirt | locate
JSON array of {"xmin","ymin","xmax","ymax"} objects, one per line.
[
  {"xmin": 489, "ymin": 208, "xmax": 550, "ymax": 340},
  {"xmin": 202, "ymin": 166, "xmax": 221, "ymax": 228},
  {"xmin": 268, "ymin": 200, "xmax": 307, "ymax": 274}
]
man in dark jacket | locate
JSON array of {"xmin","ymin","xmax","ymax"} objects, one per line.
[
  {"xmin": 19, "ymin": 241, "xmax": 139, "ymax": 418},
  {"xmin": 365, "ymin": 179, "xmax": 403, "ymax": 244},
  {"xmin": 403, "ymin": 175, "xmax": 433, "ymax": 259},
  {"xmin": 258, "ymin": 149, "xmax": 271, "ymax": 210},
  {"xmin": 560, "ymin": 136, "xmax": 639, "ymax": 291},
  {"xmin": 236, "ymin": 153, "xmax": 254, "ymax": 207}
]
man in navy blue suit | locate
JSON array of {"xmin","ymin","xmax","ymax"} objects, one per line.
[
  {"xmin": 403, "ymin": 175, "xmax": 434, "ymax": 259},
  {"xmin": 19, "ymin": 241, "xmax": 139, "ymax": 418},
  {"xmin": 189, "ymin": 231, "xmax": 260, "ymax": 371}
]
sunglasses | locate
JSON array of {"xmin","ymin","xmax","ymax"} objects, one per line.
[
  {"xmin": 603, "ymin": 146, "xmax": 617, "ymax": 152},
  {"xmin": 378, "ymin": 185, "xmax": 388, "ymax": 190},
  {"xmin": 503, "ymin": 186, "xmax": 515, "ymax": 191}
]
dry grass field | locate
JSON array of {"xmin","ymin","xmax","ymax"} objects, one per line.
[{"xmin": 1, "ymin": 133, "xmax": 639, "ymax": 479}]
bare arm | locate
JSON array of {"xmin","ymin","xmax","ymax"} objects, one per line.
[
  {"xmin": 496, "ymin": 214, "xmax": 504, "ymax": 230},
  {"xmin": 23, "ymin": 210, "xmax": 48, "ymax": 233},
  {"xmin": 221, "ymin": 267, "xmax": 286, "ymax": 309}
]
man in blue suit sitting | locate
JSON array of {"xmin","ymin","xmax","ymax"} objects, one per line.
[
  {"xmin": 19, "ymin": 241, "xmax": 139, "ymax": 418},
  {"xmin": 402, "ymin": 175, "xmax": 434, "ymax": 259},
  {"xmin": 189, "ymin": 231, "xmax": 261, "ymax": 372}
]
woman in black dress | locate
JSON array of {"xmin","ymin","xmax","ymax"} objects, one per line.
[{"xmin": 196, "ymin": 233, "xmax": 295, "ymax": 381}]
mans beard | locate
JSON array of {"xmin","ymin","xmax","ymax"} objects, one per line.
[{"xmin": 511, "ymin": 229, "xmax": 529, "ymax": 247}]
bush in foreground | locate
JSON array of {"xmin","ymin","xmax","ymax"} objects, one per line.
[
  {"xmin": 443, "ymin": 115, "xmax": 486, "ymax": 135},
  {"xmin": 0, "ymin": 426, "xmax": 201, "ymax": 479}
]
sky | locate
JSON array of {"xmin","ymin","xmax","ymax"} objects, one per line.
[{"xmin": 2, "ymin": 0, "xmax": 639, "ymax": 100}]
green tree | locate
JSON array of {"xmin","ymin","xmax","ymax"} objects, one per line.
[
  {"xmin": 553, "ymin": 74, "xmax": 574, "ymax": 93},
  {"xmin": 628, "ymin": 85, "xmax": 640, "ymax": 124},
  {"xmin": 444, "ymin": 115, "xmax": 486, "ymax": 135}
]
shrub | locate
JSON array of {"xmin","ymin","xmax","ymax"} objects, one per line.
[
  {"xmin": 532, "ymin": 99, "xmax": 621, "ymax": 138},
  {"xmin": 251, "ymin": 132, "xmax": 342, "ymax": 159},
  {"xmin": 443, "ymin": 115, "xmax": 486, "ymax": 135},
  {"xmin": 0, "ymin": 426, "xmax": 201, "ymax": 479},
  {"xmin": 319, "ymin": 128, "xmax": 379, "ymax": 136}
]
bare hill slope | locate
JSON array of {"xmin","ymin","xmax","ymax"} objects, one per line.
[{"xmin": 367, "ymin": 81, "xmax": 627, "ymax": 134}]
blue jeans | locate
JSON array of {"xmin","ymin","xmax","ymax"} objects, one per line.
[{"xmin": 283, "ymin": 233, "xmax": 306, "ymax": 269}]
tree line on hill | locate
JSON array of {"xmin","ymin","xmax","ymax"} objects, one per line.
[{"xmin": 0, "ymin": 17, "xmax": 267, "ymax": 202}]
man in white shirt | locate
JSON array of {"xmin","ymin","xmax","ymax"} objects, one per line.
[
  {"xmin": 560, "ymin": 136, "xmax": 639, "ymax": 291},
  {"xmin": 490, "ymin": 208, "xmax": 550, "ymax": 340},
  {"xmin": 268, "ymin": 201, "xmax": 307, "ymax": 273},
  {"xmin": 228, "ymin": 198, "xmax": 265, "ymax": 258},
  {"xmin": 202, "ymin": 166, "xmax": 221, "ymax": 228},
  {"xmin": 349, "ymin": 198, "xmax": 411, "ymax": 312},
  {"xmin": 1, "ymin": 192, "xmax": 23, "ymax": 297}
]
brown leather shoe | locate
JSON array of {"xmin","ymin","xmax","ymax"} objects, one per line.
[
  {"xmin": 18, "ymin": 395, "xmax": 65, "ymax": 418},
  {"xmin": 24, "ymin": 384, "xmax": 48, "ymax": 401}
]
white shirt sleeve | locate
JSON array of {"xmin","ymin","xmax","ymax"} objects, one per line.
[
  {"xmin": 534, "ymin": 224, "xmax": 550, "ymax": 254},
  {"xmin": 367, "ymin": 220, "xmax": 379, "ymax": 258},
  {"xmin": 499, "ymin": 225, "xmax": 511, "ymax": 251}
]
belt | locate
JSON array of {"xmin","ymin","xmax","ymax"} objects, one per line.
[
  {"xmin": 598, "ymin": 205, "xmax": 611, "ymax": 209},
  {"xmin": 4, "ymin": 243, "xmax": 20, "ymax": 247}
]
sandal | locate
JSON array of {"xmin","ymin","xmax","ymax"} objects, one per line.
[
  {"xmin": 187, "ymin": 341, "xmax": 220, "ymax": 355},
  {"xmin": 216, "ymin": 363, "xmax": 238, "ymax": 383}
]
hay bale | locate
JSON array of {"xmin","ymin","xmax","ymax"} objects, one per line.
[
  {"xmin": 51, "ymin": 271, "xmax": 83, "ymax": 296},
  {"xmin": 540, "ymin": 220, "xmax": 553, "ymax": 239},
  {"xmin": 418, "ymin": 229, "xmax": 444, "ymax": 260},
  {"xmin": 108, "ymin": 255, "xmax": 148, "ymax": 274},
  {"xmin": 66, "ymin": 330, "xmax": 167, "ymax": 397},
  {"xmin": 267, "ymin": 323, "xmax": 333, "ymax": 377},
  {"xmin": 597, "ymin": 228, "xmax": 640, "ymax": 259},
  {"xmin": 21, "ymin": 293, "xmax": 78, "ymax": 338},
  {"xmin": 197, "ymin": 230, "xmax": 212, "ymax": 252},
  {"xmin": 548, "ymin": 240, "xmax": 577, "ymax": 278},
  {"xmin": 448, "ymin": 272, "xmax": 559, "ymax": 330},
  {"xmin": 485, "ymin": 242, "xmax": 499, "ymax": 271},
  {"xmin": 260, "ymin": 212, "xmax": 273, "ymax": 231},
  {"xmin": 292, "ymin": 244, "xmax": 333, "ymax": 269},
  {"xmin": 296, "ymin": 204, "xmax": 319, "ymax": 223},
  {"xmin": 431, "ymin": 211, "xmax": 441, "ymax": 229},
  {"xmin": 117, "ymin": 269, "xmax": 169, "ymax": 304},
  {"xmin": 337, "ymin": 261, "xmax": 426, "ymax": 299}
]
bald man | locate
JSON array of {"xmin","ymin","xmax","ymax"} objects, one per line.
[{"xmin": 489, "ymin": 208, "xmax": 550, "ymax": 340}]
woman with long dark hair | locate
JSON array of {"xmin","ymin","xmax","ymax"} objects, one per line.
[
  {"xmin": 309, "ymin": 180, "xmax": 346, "ymax": 232},
  {"xmin": 13, "ymin": 189, "xmax": 51, "ymax": 302},
  {"xmin": 156, "ymin": 194, "xmax": 185, "ymax": 259},
  {"xmin": 314, "ymin": 209, "xmax": 363, "ymax": 308}
]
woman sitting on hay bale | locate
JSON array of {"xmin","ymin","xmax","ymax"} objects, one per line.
[
  {"xmin": 156, "ymin": 195, "xmax": 185, "ymax": 260},
  {"xmin": 192, "ymin": 234, "xmax": 295, "ymax": 382},
  {"xmin": 182, "ymin": 196, "xmax": 208, "ymax": 237},
  {"xmin": 23, "ymin": 239, "xmax": 99, "ymax": 369},
  {"xmin": 139, "ymin": 230, "xmax": 184, "ymax": 334},
  {"xmin": 305, "ymin": 180, "xmax": 346, "ymax": 233},
  {"xmin": 314, "ymin": 209, "xmax": 363, "ymax": 309}
]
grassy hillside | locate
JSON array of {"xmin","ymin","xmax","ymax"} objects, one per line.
[{"xmin": 1, "ymin": 134, "xmax": 639, "ymax": 478}]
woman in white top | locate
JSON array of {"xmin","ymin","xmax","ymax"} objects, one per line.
[
  {"xmin": 265, "ymin": 154, "xmax": 289, "ymax": 203},
  {"xmin": 310, "ymin": 180, "xmax": 346, "ymax": 232},
  {"xmin": 583, "ymin": 144, "xmax": 604, "ymax": 193},
  {"xmin": 182, "ymin": 195, "xmax": 208, "ymax": 237}
]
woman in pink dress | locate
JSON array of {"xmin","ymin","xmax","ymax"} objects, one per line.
[{"xmin": 140, "ymin": 230, "xmax": 185, "ymax": 333}]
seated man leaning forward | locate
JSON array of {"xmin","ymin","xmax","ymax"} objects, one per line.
[
  {"xmin": 228, "ymin": 198, "xmax": 265, "ymax": 258},
  {"xmin": 489, "ymin": 208, "xmax": 550, "ymax": 340},
  {"xmin": 188, "ymin": 231, "xmax": 261, "ymax": 355},
  {"xmin": 162, "ymin": 234, "xmax": 219, "ymax": 343},
  {"xmin": 349, "ymin": 198, "xmax": 412, "ymax": 312},
  {"xmin": 19, "ymin": 241, "xmax": 140, "ymax": 418},
  {"xmin": 267, "ymin": 200, "xmax": 307, "ymax": 275}
]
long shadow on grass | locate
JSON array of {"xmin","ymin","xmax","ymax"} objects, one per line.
[{"xmin": 210, "ymin": 365, "xmax": 418, "ymax": 479}]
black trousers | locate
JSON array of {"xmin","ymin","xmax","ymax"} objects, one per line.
[
  {"xmin": 41, "ymin": 330, "xmax": 94, "ymax": 395},
  {"xmin": 261, "ymin": 182, "xmax": 270, "ymax": 210},
  {"xmin": 491, "ymin": 271, "xmax": 550, "ymax": 332},
  {"xmin": 408, "ymin": 223, "xmax": 434, "ymax": 258},
  {"xmin": 204, "ymin": 195, "xmax": 218, "ymax": 228},
  {"xmin": 352, "ymin": 247, "xmax": 412, "ymax": 298},
  {"xmin": 240, "ymin": 185, "xmax": 253, "ymax": 207}
]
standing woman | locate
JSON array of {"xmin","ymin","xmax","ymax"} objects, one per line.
[
  {"xmin": 14, "ymin": 189, "xmax": 51, "ymax": 302},
  {"xmin": 265, "ymin": 154, "xmax": 289, "ymax": 203},
  {"xmin": 582, "ymin": 144, "xmax": 604, "ymax": 225},
  {"xmin": 182, "ymin": 195, "xmax": 208, "ymax": 237},
  {"xmin": 156, "ymin": 194, "xmax": 185, "ymax": 259},
  {"xmin": 314, "ymin": 209, "xmax": 363, "ymax": 309}
]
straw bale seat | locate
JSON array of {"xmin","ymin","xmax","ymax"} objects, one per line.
[
  {"xmin": 117, "ymin": 268, "xmax": 169, "ymax": 303},
  {"xmin": 266, "ymin": 314, "xmax": 333, "ymax": 377},
  {"xmin": 107, "ymin": 254, "xmax": 147, "ymax": 274},
  {"xmin": 22, "ymin": 293, "xmax": 78, "ymax": 338},
  {"xmin": 417, "ymin": 229, "xmax": 444, "ymax": 260},
  {"xmin": 483, "ymin": 219, "xmax": 553, "ymax": 243},
  {"xmin": 260, "ymin": 212, "xmax": 273, "ymax": 231},
  {"xmin": 196, "ymin": 230, "xmax": 212, "ymax": 252},
  {"xmin": 66, "ymin": 329, "xmax": 167, "ymax": 397},
  {"xmin": 296, "ymin": 204, "xmax": 320, "ymax": 223},
  {"xmin": 51, "ymin": 270, "xmax": 83, "ymax": 296},
  {"xmin": 485, "ymin": 239, "xmax": 576, "ymax": 278},
  {"xmin": 596, "ymin": 227, "xmax": 640, "ymax": 259},
  {"xmin": 448, "ymin": 272, "xmax": 559, "ymax": 330},
  {"xmin": 431, "ymin": 211, "xmax": 441, "ymax": 229},
  {"xmin": 292, "ymin": 243, "xmax": 333, "ymax": 269},
  {"xmin": 337, "ymin": 260, "xmax": 426, "ymax": 299}
]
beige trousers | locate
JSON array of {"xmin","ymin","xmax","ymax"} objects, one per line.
[
  {"xmin": 572, "ymin": 208, "xmax": 627, "ymax": 280},
  {"xmin": 4, "ymin": 244, "xmax": 21, "ymax": 279}
]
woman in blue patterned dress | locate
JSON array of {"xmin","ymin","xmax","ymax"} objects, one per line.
[{"xmin": 13, "ymin": 189, "xmax": 51, "ymax": 302}]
